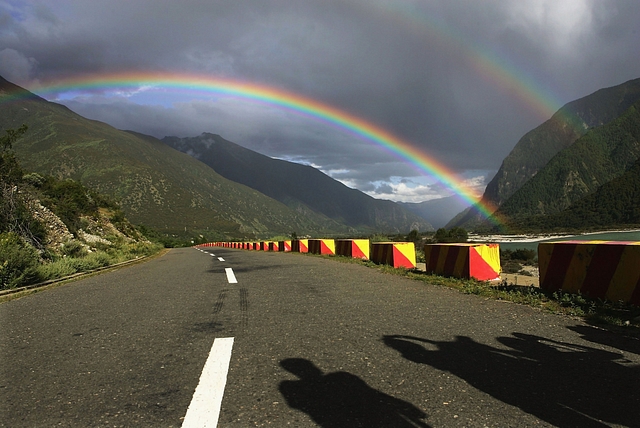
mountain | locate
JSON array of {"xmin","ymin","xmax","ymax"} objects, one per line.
[
  {"xmin": 449, "ymin": 77, "xmax": 640, "ymax": 230},
  {"xmin": 399, "ymin": 196, "xmax": 470, "ymax": 229},
  {"xmin": 0, "ymin": 75, "xmax": 344, "ymax": 238},
  {"xmin": 507, "ymin": 155, "xmax": 640, "ymax": 232},
  {"xmin": 162, "ymin": 133, "xmax": 434, "ymax": 233},
  {"xmin": 494, "ymin": 99, "xmax": 640, "ymax": 222}
]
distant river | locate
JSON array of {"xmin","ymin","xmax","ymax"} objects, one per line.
[{"xmin": 497, "ymin": 230, "xmax": 640, "ymax": 252}]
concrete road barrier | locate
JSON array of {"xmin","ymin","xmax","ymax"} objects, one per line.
[
  {"xmin": 539, "ymin": 240, "xmax": 640, "ymax": 305},
  {"xmin": 278, "ymin": 240, "xmax": 292, "ymax": 252},
  {"xmin": 291, "ymin": 239, "xmax": 309, "ymax": 253},
  {"xmin": 335, "ymin": 239, "xmax": 370, "ymax": 260},
  {"xmin": 371, "ymin": 242, "xmax": 416, "ymax": 269},
  {"xmin": 308, "ymin": 239, "xmax": 335, "ymax": 255},
  {"xmin": 424, "ymin": 243, "xmax": 501, "ymax": 281}
]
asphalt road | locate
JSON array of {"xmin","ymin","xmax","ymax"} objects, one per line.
[{"xmin": 1, "ymin": 247, "xmax": 639, "ymax": 427}]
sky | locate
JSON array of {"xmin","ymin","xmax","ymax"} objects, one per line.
[{"xmin": 1, "ymin": 0, "xmax": 639, "ymax": 204}]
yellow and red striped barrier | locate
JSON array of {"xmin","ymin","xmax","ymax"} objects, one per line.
[
  {"xmin": 292, "ymin": 239, "xmax": 309, "ymax": 253},
  {"xmin": 539, "ymin": 241, "xmax": 640, "ymax": 305},
  {"xmin": 424, "ymin": 243, "xmax": 501, "ymax": 281},
  {"xmin": 335, "ymin": 239, "xmax": 370, "ymax": 260},
  {"xmin": 197, "ymin": 238, "xmax": 421, "ymax": 272},
  {"xmin": 371, "ymin": 242, "xmax": 416, "ymax": 269},
  {"xmin": 278, "ymin": 240, "xmax": 292, "ymax": 252},
  {"xmin": 308, "ymin": 239, "xmax": 335, "ymax": 255}
]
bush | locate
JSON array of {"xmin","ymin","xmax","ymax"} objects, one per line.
[
  {"xmin": 60, "ymin": 240, "xmax": 88, "ymax": 258},
  {"xmin": 502, "ymin": 260, "xmax": 523, "ymax": 274},
  {"xmin": 0, "ymin": 232, "xmax": 41, "ymax": 289},
  {"xmin": 37, "ymin": 251, "xmax": 113, "ymax": 281},
  {"xmin": 434, "ymin": 227, "xmax": 468, "ymax": 243}
]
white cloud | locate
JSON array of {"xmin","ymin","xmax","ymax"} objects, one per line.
[
  {"xmin": 506, "ymin": 0, "xmax": 594, "ymax": 54},
  {"xmin": 361, "ymin": 180, "xmax": 450, "ymax": 203},
  {"xmin": 0, "ymin": 48, "xmax": 37, "ymax": 84}
]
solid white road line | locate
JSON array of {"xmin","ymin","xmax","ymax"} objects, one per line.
[
  {"xmin": 225, "ymin": 268, "xmax": 237, "ymax": 284},
  {"xmin": 218, "ymin": 257, "xmax": 225, "ymax": 262},
  {"xmin": 182, "ymin": 337, "xmax": 235, "ymax": 428}
]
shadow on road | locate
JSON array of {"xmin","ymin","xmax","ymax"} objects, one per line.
[
  {"xmin": 567, "ymin": 324, "xmax": 640, "ymax": 356},
  {"xmin": 278, "ymin": 358, "xmax": 430, "ymax": 427},
  {"xmin": 383, "ymin": 333, "xmax": 639, "ymax": 427}
]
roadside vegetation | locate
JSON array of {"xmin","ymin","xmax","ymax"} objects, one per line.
[
  {"xmin": 321, "ymin": 229, "xmax": 640, "ymax": 331},
  {"xmin": 1, "ymin": 126, "xmax": 162, "ymax": 292},
  {"xmin": 326, "ymin": 254, "xmax": 640, "ymax": 331}
]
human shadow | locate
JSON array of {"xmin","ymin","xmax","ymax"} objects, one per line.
[
  {"xmin": 278, "ymin": 358, "xmax": 430, "ymax": 427},
  {"xmin": 568, "ymin": 324, "xmax": 640, "ymax": 356},
  {"xmin": 383, "ymin": 333, "xmax": 639, "ymax": 427}
]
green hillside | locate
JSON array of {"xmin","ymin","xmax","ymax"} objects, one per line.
[
  {"xmin": 449, "ymin": 77, "xmax": 640, "ymax": 230},
  {"xmin": 0, "ymin": 76, "xmax": 340, "ymax": 238},
  {"xmin": 508, "ymin": 157, "xmax": 640, "ymax": 232},
  {"xmin": 495, "ymin": 100, "xmax": 640, "ymax": 221},
  {"xmin": 163, "ymin": 133, "xmax": 433, "ymax": 233}
]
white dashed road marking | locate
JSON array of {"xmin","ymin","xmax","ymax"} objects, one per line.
[
  {"xmin": 225, "ymin": 268, "xmax": 237, "ymax": 284},
  {"xmin": 182, "ymin": 337, "xmax": 235, "ymax": 428},
  {"xmin": 218, "ymin": 257, "xmax": 225, "ymax": 262}
]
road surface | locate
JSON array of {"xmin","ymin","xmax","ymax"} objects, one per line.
[{"xmin": 1, "ymin": 247, "xmax": 639, "ymax": 427}]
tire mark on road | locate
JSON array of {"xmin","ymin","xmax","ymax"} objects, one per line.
[
  {"xmin": 239, "ymin": 288, "xmax": 249, "ymax": 332},
  {"xmin": 213, "ymin": 289, "xmax": 228, "ymax": 315}
]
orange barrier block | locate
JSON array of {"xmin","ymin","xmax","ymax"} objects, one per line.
[
  {"xmin": 268, "ymin": 241, "xmax": 278, "ymax": 252},
  {"xmin": 278, "ymin": 240, "xmax": 292, "ymax": 252},
  {"xmin": 539, "ymin": 241, "xmax": 640, "ymax": 305},
  {"xmin": 424, "ymin": 243, "xmax": 501, "ymax": 281},
  {"xmin": 291, "ymin": 239, "xmax": 309, "ymax": 253},
  {"xmin": 308, "ymin": 239, "xmax": 335, "ymax": 255},
  {"xmin": 335, "ymin": 239, "xmax": 370, "ymax": 260},
  {"xmin": 371, "ymin": 242, "xmax": 416, "ymax": 269}
]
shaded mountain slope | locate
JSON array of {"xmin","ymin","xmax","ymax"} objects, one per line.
[
  {"xmin": 163, "ymin": 133, "xmax": 433, "ymax": 233},
  {"xmin": 449, "ymin": 77, "xmax": 640, "ymax": 230},
  {"xmin": 495, "ymin": 100, "xmax": 640, "ymax": 221},
  {"xmin": 511, "ymin": 156, "xmax": 640, "ymax": 232},
  {"xmin": 399, "ymin": 196, "xmax": 470, "ymax": 229}
]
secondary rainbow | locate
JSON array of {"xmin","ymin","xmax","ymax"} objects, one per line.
[
  {"xmin": 369, "ymin": 2, "xmax": 564, "ymax": 122},
  {"xmin": 7, "ymin": 71, "xmax": 501, "ymax": 223}
]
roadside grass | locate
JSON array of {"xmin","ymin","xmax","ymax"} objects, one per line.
[
  {"xmin": 35, "ymin": 241, "xmax": 163, "ymax": 283},
  {"xmin": 1, "ymin": 240, "xmax": 163, "ymax": 300},
  {"xmin": 325, "ymin": 254, "xmax": 640, "ymax": 331}
]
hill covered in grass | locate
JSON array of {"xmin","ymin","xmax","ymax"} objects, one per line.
[
  {"xmin": 163, "ymin": 133, "xmax": 433, "ymax": 233},
  {"xmin": 0, "ymin": 76, "xmax": 343, "ymax": 239},
  {"xmin": 0, "ymin": 125, "xmax": 161, "ymax": 290}
]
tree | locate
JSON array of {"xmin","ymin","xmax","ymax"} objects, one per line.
[
  {"xmin": 0, "ymin": 125, "xmax": 28, "ymax": 183},
  {"xmin": 434, "ymin": 227, "xmax": 468, "ymax": 243}
]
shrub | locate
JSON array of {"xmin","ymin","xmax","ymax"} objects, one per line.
[
  {"xmin": 502, "ymin": 260, "xmax": 523, "ymax": 274},
  {"xmin": 37, "ymin": 251, "xmax": 113, "ymax": 281},
  {"xmin": 0, "ymin": 232, "xmax": 41, "ymax": 289},
  {"xmin": 60, "ymin": 240, "xmax": 88, "ymax": 258}
]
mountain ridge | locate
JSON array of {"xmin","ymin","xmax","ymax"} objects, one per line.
[
  {"xmin": 0, "ymin": 76, "xmax": 344, "ymax": 238},
  {"xmin": 448, "ymin": 77, "xmax": 640, "ymax": 230},
  {"xmin": 162, "ymin": 133, "xmax": 434, "ymax": 233}
]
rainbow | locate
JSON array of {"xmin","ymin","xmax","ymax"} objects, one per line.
[
  {"xmin": 3, "ymin": 71, "xmax": 501, "ymax": 224},
  {"xmin": 367, "ymin": 2, "xmax": 564, "ymax": 122}
]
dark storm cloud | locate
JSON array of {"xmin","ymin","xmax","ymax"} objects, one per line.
[{"xmin": 1, "ymin": 0, "xmax": 639, "ymax": 202}]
